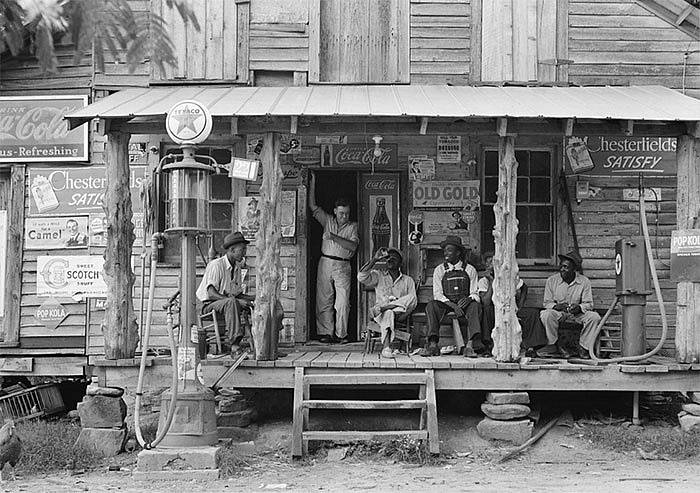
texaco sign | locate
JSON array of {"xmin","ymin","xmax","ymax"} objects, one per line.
[{"xmin": 166, "ymin": 100, "xmax": 213, "ymax": 145}]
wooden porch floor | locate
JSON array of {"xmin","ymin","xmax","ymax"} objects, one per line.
[{"xmin": 199, "ymin": 350, "xmax": 700, "ymax": 392}]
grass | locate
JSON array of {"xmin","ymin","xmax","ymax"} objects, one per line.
[
  {"xmin": 344, "ymin": 437, "xmax": 443, "ymax": 465},
  {"xmin": 583, "ymin": 425, "xmax": 700, "ymax": 459},
  {"xmin": 15, "ymin": 419, "xmax": 106, "ymax": 475}
]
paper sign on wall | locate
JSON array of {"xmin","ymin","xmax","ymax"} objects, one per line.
[
  {"xmin": 36, "ymin": 255, "xmax": 107, "ymax": 297},
  {"xmin": 409, "ymin": 155, "xmax": 435, "ymax": 181},
  {"xmin": 437, "ymin": 136, "xmax": 461, "ymax": 164}
]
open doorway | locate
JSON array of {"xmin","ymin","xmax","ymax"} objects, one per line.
[{"xmin": 307, "ymin": 170, "xmax": 359, "ymax": 341}]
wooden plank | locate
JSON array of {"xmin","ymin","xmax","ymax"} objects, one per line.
[
  {"xmin": 412, "ymin": 2, "xmax": 469, "ymax": 16},
  {"xmin": 3, "ymin": 165, "xmax": 25, "ymax": 345},
  {"xmin": 394, "ymin": 353, "xmax": 416, "ymax": 368},
  {"xmin": 644, "ymin": 365, "xmax": 669, "ymax": 373},
  {"xmin": 397, "ymin": 0, "xmax": 410, "ymax": 82},
  {"xmin": 619, "ymin": 365, "xmax": 647, "ymax": 373},
  {"xmin": 310, "ymin": 352, "xmax": 336, "ymax": 368},
  {"xmin": 292, "ymin": 367, "xmax": 304, "ymax": 457},
  {"xmin": 304, "ymin": 372, "xmax": 427, "ymax": 385},
  {"xmin": 496, "ymin": 362, "xmax": 521, "ymax": 370},
  {"xmin": 525, "ymin": 0, "xmax": 537, "ymax": 81},
  {"xmin": 345, "ymin": 351, "xmax": 365, "ymax": 368},
  {"xmin": 326, "ymin": 352, "xmax": 350, "ymax": 368},
  {"xmin": 303, "ymin": 399, "xmax": 426, "ymax": 409},
  {"xmin": 293, "ymin": 351, "xmax": 322, "ymax": 367},
  {"xmin": 370, "ymin": 0, "xmax": 394, "ymax": 83},
  {"xmin": 188, "ymin": 0, "xmax": 206, "ymax": 78},
  {"xmin": 236, "ymin": 0, "xmax": 250, "ymax": 81},
  {"xmin": 469, "ymin": 0, "xmax": 482, "ymax": 82},
  {"xmin": 537, "ymin": 0, "xmax": 557, "ymax": 82},
  {"xmin": 363, "ymin": 352, "xmax": 381, "ymax": 368},
  {"xmin": 303, "ymin": 430, "xmax": 428, "ymax": 441},
  {"xmin": 222, "ymin": 0, "xmax": 238, "ymax": 79},
  {"xmin": 340, "ymin": 0, "xmax": 369, "ymax": 82},
  {"xmin": 205, "ymin": 0, "xmax": 224, "ymax": 79},
  {"xmin": 308, "ymin": 0, "xmax": 321, "ymax": 82},
  {"xmin": 379, "ymin": 355, "xmax": 398, "ymax": 369},
  {"xmin": 425, "ymin": 369, "xmax": 440, "ymax": 454},
  {"xmin": 480, "ymin": 0, "xmax": 502, "ymax": 81},
  {"xmin": 511, "ymin": 0, "xmax": 528, "ymax": 81}
]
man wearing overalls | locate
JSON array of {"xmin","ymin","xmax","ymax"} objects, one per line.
[{"xmin": 424, "ymin": 236, "xmax": 485, "ymax": 357}]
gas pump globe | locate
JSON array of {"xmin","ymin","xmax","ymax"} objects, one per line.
[{"xmin": 162, "ymin": 146, "xmax": 213, "ymax": 233}]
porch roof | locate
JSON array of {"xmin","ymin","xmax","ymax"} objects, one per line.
[{"xmin": 66, "ymin": 85, "xmax": 700, "ymax": 128}]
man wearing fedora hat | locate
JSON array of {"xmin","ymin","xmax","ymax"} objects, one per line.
[
  {"xmin": 423, "ymin": 235, "xmax": 484, "ymax": 357},
  {"xmin": 196, "ymin": 231, "xmax": 282, "ymax": 358},
  {"xmin": 539, "ymin": 250, "xmax": 601, "ymax": 358},
  {"xmin": 358, "ymin": 247, "xmax": 417, "ymax": 358}
]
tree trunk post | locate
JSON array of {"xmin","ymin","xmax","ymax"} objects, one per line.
[
  {"xmin": 491, "ymin": 136, "xmax": 522, "ymax": 362},
  {"xmin": 675, "ymin": 133, "xmax": 700, "ymax": 363},
  {"xmin": 252, "ymin": 132, "xmax": 283, "ymax": 360},
  {"xmin": 102, "ymin": 130, "xmax": 139, "ymax": 359}
]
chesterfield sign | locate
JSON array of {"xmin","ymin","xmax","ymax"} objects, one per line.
[{"xmin": 0, "ymin": 95, "xmax": 88, "ymax": 162}]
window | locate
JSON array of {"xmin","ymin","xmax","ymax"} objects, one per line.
[
  {"xmin": 482, "ymin": 149, "xmax": 554, "ymax": 262},
  {"xmin": 159, "ymin": 146, "xmax": 233, "ymax": 262}
]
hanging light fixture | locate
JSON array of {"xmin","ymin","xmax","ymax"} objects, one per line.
[{"xmin": 372, "ymin": 135, "xmax": 383, "ymax": 157}]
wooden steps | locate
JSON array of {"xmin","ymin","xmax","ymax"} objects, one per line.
[{"xmin": 292, "ymin": 367, "xmax": 439, "ymax": 458}]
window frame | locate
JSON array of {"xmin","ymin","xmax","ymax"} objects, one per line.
[{"xmin": 481, "ymin": 146, "xmax": 558, "ymax": 266}]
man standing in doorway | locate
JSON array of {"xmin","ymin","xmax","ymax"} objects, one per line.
[{"xmin": 309, "ymin": 171, "xmax": 359, "ymax": 344}]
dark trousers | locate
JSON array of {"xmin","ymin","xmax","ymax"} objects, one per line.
[
  {"xmin": 202, "ymin": 298, "xmax": 247, "ymax": 346},
  {"xmin": 481, "ymin": 303, "xmax": 548, "ymax": 350},
  {"xmin": 426, "ymin": 299, "xmax": 481, "ymax": 344}
]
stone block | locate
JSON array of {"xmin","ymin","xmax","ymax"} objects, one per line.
[
  {"xmin": 481, "ymin": 403, "xmax": 531, "ymax": 420},
  {"xmin": 217, "ymin": 408, "xmax": 256, "ymax": 428},
  {"xmin": 78, "ymin": 395, "xmax": 127, "ymax": 429},
  {"xmin": 87, "ymin": 386, "xmax": 124, "ymax": 398},
  {"xmin": 689, "ymin": 392, "xmax": 700, "ymax": 405},
  {"xmin": 682, "ymin": 403, "xmax": 700, "ymax": 416},
  {"xmin": 218, "ymin": 388, "xmax": 242, "ymax": 398},
  {"xmin": 219, "ymin": 398, "xmax": 250, "ymax": 413},
  {"xmin": 679, "ymin": 413, "xmax": 700, "ymax": 433},
  {"xmin": 75, "ymin": 427, "xmax": 127, "ymax": 457},
  {"xmin": 217, "ymin": 423, "xmax": 259, "ymax": 442},
  {"xmin": 477, "ymin": 417, "xmax": 533, "ymax": 445},
  {"xmin": 136, "ymin": 446, "xmax": 220, "ymax": 471},
  {"xmin": 486, "ymin": 392, "xmax": 530, "ymax": 405}
]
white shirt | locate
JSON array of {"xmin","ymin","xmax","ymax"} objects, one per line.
[
  {"xmin": 358, "ymin": 269, "xmax": 418, "ymax": 314},
  {"xmin": 311, "ymin": 206, "xmax": 359, "ymax": 259},
  {"xmin": 196, "ymin": 255, "xmax": 243, "ymax": 302},
  {"xmin": 432, "ymin": 260, "xmax": 479, "ymax": 304}
]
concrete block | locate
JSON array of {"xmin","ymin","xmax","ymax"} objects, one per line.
[
  {"xmin": 477, "ymin": 417, "xmax": 533, "ymax": 445},
  {"xmin": 481, "ymin": 403, "xmax": 531, "ymax": 420},
  {"xmin": 217, "ymin": 423, "xmax": 259, "ymax": 442},
  {"xmin": 136, "ymin": 446, "xmax": 220, "ymax": 471},
  {"xmin": 682, "ymin": 403, "xmax": 700, "ymax": 416},
  {"xmin": 679, "ymin": 413, "xmax": 700, "ymax": 433},
  {"xmin": 75, "ymin": 427, "xmax": 127, "ymax": 457},
  {"xmin": 217, "ymin": 408, "xmax": 256, "ymax": 428},
  {"xmin": 486, "ymin": 392, "xmax": 530, "ymax": 405},
  {"xmin": 87, "ymin": 386, "xmax": 124, "ymax": 398},
  {"xmin": 132, "ymin": 469, "xmax": 220, "ymax": 481},
  {"xmin": 78, "ymin": 395, "xmax": 127, "ymax": 428},
  {"xmin": 219, "ymin": 398, "xmax": 250, "ymax": 413}
]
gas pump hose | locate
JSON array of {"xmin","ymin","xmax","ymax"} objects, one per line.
[
  {"xmin": 134, "ymin": 233, "xmax": 179, "ymax": 449},
  {"xmin": 588, "ymin": 189, "xmax": 669, "ymax": 363}
]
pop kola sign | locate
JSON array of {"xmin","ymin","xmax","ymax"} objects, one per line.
[
  {"xmin": 35, "ymin": 299, "xmax": 68, "ymax": 331},
  {"xmin": 0, "ymin": 95, "xmax": 88, "ymax": 162},
  {"xmin": 565, "ymin": 136, "xmax": 677, "ymax": 176},
  {"xmin": 36, "ymin": 255, "xmax": 107, "ymax": 297}
]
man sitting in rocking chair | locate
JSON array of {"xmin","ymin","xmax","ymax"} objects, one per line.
[{"xmin": 358, "ymin": 248, "xmax": 417, "ymax": 358}]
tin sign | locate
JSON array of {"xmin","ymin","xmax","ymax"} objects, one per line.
[
  {"xmin": 35, "ymin": 299, "xmax": 68, "ymax": 331},
  {"xmin": 671, "ymin": 229, "xmax": 700, "ymax": 282},
  {"xmin": 25, "ymin": 216, "xmax": 89, "ymax": 250},
  {"xmin": 0, "ymin": 95, "xmax": 88, "ymax": 162},
  {"xmin": 166, "ymin": 100, "xmax": 212, "ymax": 145},
  {"xmin": 565, "ymin": 136, "xmax": 677, "ymax": 176},
  {"xmin": 36, "ymin": 255, "xmax": 107, "ymax": 297},
  {"xmin": 412, "ymin": 180, "xmax": 480, "ymax": 209}
]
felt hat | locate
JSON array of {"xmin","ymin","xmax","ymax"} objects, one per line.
[
  {"xmin": 222, "ymin": 231, "xmax": 249, "ymax": 250},
  {"xmin": 386, "ymin": 248, "xmax": 403, "ymax": 263},
  {"xmin": 558, "ymin": 250, "xmax": 583, "ymax": 269},
  {"xmin": 440, "ymin": 235, "xmax": 465, "ymax": 252}
]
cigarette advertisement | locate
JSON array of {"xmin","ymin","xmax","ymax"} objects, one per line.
[
  {"xmin": 89, "ymin": 212, "xmax": 144, "ymax": 248},
  {"xmin": 36, "ymin": 255, "xmax": 108, "ymax": 298},
  {"xmin": 25, "ymin": 216, "xmax": 89, "ymax": 250},
  {"xmin": 412, "ymin": 180, "xmax": 480, "ymax": 209}
]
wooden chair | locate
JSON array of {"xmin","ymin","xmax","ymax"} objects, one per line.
[
  {"xmin": 198, "ymin": 310, "xmax": 223, "ymax": 355},
  {"xmin": 363, "ymin": 319, "xmax": 413, "ymax": 355}
]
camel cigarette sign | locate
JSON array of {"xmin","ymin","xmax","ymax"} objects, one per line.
[
  {"xmin": 36, "ymin": 255, "xmax": 107, "ymax": 297},
  {"xmin": 0, "ymin": 95, "xmax": 88, "ymax": 162}
]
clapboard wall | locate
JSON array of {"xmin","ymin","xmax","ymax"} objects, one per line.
[{"xmin": 568, "ymin": 0, "xmax": 700, "ymax": 99}]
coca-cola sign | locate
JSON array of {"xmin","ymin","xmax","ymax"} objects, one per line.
[
  {"xmin": 0, "ymin": 95, "xmax": 88, "ymax": 162},
  {"xmin": 364, "ymin": 179, "xmax": 396, "ymax": 191},
  {"xmin": 332, "ymin": 144, "xmax": 398, "ymax": 168}
]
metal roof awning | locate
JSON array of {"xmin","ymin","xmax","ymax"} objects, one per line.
[{"xmin": 66, "ymin": 85, "xmax": 700, "ymax": 128}]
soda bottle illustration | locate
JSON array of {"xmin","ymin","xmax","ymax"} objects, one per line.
[
  {"xmin": 371, "ymin": 197, "xmax": 391, "ymax": 254},
  {"xmin": 31, "ymin": 175, "xmax": 59, "ymax": 213}
]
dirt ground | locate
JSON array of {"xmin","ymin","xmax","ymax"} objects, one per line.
[{"xmin": 4, "ymin": 416, "xmax": 700, "ymax": 492}]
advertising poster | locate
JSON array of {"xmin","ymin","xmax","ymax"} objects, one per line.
[
  {"xmin": 408, "ymin": 155, "xmax": 435, "ymax": 181},
  {"xmin": 247, "ymin": 134, "xmax": 301, "ymax": 159},
  {"xmin": 28, "ymin": 166, "xmax": 147, "ymax": 215},
  {"xmin": 671, "ymin": 229, "xmax": 700, "ymax": 282},
  {"xmin": 280, "ymin": 318, "xmax": 295, "ymax": 344},
  {"xmin": 25, "ymin": 216, "xmax": 89, "ymax": 250},
  {"xmin": 408, "ymin": 210, "xmax": 424, "ymax": 245},
  {"xmin": 281, "ymin": 190, "xmax": 297, "ymax": 238},
  {"xmin": 89, "ymin": 212, "xmax": 144, "ymax": 248},
  {"xmin": 412, "ymin": 180, "xmax": 480, "ymax": 209},
  {"xmin": 361, "ymin": 174, "xmax": 400, "ymax": 259},
  {"xmin": 239, "ymin": 196, "xmax": 261, "ymax": 241},
  {"xmin": 330, "ymin": 144, "xmax": 398, "ymax": 168},
  {"xmin": 437, "ymin": 135, "xmax": 461, "ymax": 164},
  {"xmin": 564, "ymin": 136, "xmax": 677, "ymax": 176},
  {"xmin": 0, "ymin": 95, "xmax": 88, "ymax": 163},
  {"xmin": 36, "ymin": 255, "xmax": 108, "ymax": 297},
  {"xmin": 35, "ymin": 298, "xmax": 68, "ymax": 331}
]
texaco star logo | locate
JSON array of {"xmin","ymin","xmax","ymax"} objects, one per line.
[
  {"xmin": 615, "ymin": 253, "xmax": 622, "ymax": 276},
  {"xmin": 166, "ymin": 100, "xmax": 213, "ymax": 145}
]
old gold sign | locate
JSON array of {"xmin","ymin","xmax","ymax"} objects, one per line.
[{"xmin": 412, "ymin": 181, "xmax": 480, "ymax": 208}]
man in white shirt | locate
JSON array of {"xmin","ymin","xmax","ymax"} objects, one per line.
[
  {"xmin": 358, "ymin": 248, "xmax": 417, "ymax": 358},
  {"xmin": 309, "ymin": 172, "xmax": 359, "ymax": 344},
  {"xmin": 424, "ymin": 236, "xmax": 483, "ymax": 357}
]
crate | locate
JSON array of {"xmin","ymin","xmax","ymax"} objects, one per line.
[{"xmin": 0, "ymin": 384, "xmax": 65, "ymax": 422}]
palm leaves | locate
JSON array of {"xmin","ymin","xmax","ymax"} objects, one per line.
[{"xmin": 1, "ymin": 0, "xmax": 199, "ymax": 74}]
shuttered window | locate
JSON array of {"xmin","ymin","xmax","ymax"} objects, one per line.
[
  {"xmin": 309, "ymin": 0, "xmax": 409, "ymax": 83},
  {"xmin": 482, "ymin": 149, "xmax": 555, "ymax": 263}
]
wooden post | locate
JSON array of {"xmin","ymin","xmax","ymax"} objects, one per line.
[
  {"xmin": 1, "ymin": 165, "xmax": 25, "ymax": 346},
  {"xmin": 102, "ymin": 131, "xmax": 139, "ymax": 359},
  {"xmin": 491, "ymin": 136, "xmax": 522, "ymax": 362},
  {"xmin": 251, "ymin": 132, "xmax": 283, "ymax": 361},
  {"xmin": 675, "ymin": 134, "xmax": 700, "ymax": 363}
]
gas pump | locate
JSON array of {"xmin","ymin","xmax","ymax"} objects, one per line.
[{"xmin": 614, "ymin": 237, "xmax": 651, "ymax": 357}]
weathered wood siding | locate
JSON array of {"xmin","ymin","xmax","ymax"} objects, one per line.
[
  {"xmin": 410, "ymin": 0, "xmax": 471, "ymax": 84},
  {"xmin": 0, "ymin": 46, "xmax": 92, "ymax": 92},
  {"xmin": 569, "ymin": 0, "xmax": 700, "ymax": 99}
]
